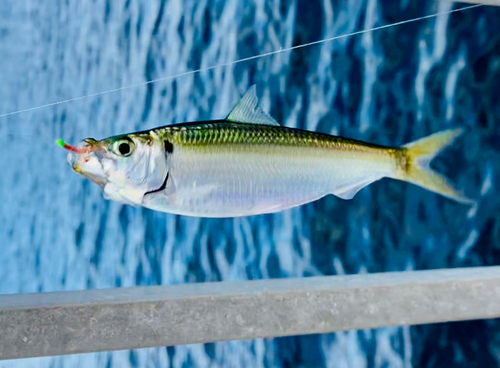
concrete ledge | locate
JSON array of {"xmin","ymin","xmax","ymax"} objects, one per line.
[
  {"xmin": 442, "ymin": 0, "xmax": 500, "ymax": 6},
  {"xmin": 1, "ymin": 267, "xmax": 500, "ymax": 360}
]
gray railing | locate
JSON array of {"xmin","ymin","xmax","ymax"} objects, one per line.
[
  {"xmin": 1, "ymin": 266, "xmax": 500, "ymax": 360},
  {"xmin": 444, "ymin": 0, "xmax": 500, "ymax": 5}
]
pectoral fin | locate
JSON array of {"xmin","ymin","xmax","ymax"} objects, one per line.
[
  {"xmin": 103, "ymin": 183, "xmax": 143, "ymax": 206},
  {"xmin": 142, "ymin": 182, "xmax": 218, "ymax": 210}
]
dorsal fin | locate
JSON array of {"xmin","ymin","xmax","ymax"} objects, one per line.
[{"xmin": 225, "ymin": 85, "xmax": 280, "ymax": 126}]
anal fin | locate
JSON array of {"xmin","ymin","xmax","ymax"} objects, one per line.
[{"xmin": 332, "ymin": 176, "xmax": 381, "ymax": 200}]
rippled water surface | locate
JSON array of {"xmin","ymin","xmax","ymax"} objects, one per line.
[{"xmin": 1, "ymin": 0, "xmax": 499, "ymax": 367}]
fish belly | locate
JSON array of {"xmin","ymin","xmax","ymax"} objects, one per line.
[{"xmin": 142, "ymin": 144, "xmax": 393, "ymax": 217}]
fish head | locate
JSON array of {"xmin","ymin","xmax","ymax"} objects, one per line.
[{"xmin": 67, "ymin": 133, "xmax": 169, "ymax": 205}]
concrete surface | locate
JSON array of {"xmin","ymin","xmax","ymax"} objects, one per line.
[
  {"xmin": 443, "ymin": 0, "xmax": 500, "ymax": 5},
  {"xmin": 1, "ymin": 267, "xmax": 500, "ymax": 360}
]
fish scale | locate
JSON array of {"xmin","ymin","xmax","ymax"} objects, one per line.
[{"xmin": 157, "ymin": 122, "xmax": 377, "ymax": 150}]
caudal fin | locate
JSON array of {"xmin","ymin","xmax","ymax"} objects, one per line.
[{"xmin": 395, "ymin": 128, "xmax": 475, "ymax": 205}]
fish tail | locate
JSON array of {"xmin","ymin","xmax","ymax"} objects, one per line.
[{"xmin": 393, "ymin": 128, "xmax": 475, "ymax": 205}]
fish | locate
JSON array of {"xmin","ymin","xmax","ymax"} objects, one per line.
[{"xmin": 62, "ymin": 85, "xmax": 475, "ymax": 218}]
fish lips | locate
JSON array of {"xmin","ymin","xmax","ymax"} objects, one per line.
[{"xmin": 67, "ymin": 142, "xmax": 107, "ymax": 186}]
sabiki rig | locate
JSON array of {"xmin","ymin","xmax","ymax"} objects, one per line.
[{"xmin": 58, "ymin": 85, "xmax": 475, "ymax": 218}]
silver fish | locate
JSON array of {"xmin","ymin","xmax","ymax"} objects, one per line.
[{"xmin": 63, "ymin": 86, "xmax": 474, "ymax": 217}]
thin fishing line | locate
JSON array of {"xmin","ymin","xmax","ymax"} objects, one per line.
[
  {"xmin": 0, "ymin": 3, "xmax": 482, "ymax": 120},
  {"xmin": 4, "ymin": 132, "xmax": 59, "ymax": 142}
]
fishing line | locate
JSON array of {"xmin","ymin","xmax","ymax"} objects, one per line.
[
  {"xmin": 0, "ymin": 3, "xmax": 482, "ymax": 121},
  {"xmin": 3, "ymin": 132, "xmax": 60, "ymax": 142}
]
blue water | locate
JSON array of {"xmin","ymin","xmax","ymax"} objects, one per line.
[{"xmin": 1, "ymin": 0, "xmax": 499, "ymax": 367}]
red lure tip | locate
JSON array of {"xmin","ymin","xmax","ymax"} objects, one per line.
[{"xmin": 56, "ymin": 139, "xmax": 93, "ymax": 154}]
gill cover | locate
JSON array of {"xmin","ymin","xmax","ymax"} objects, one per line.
[{"xmin": 101, "ymin": 132, "xmax": 169, "ymax": 205}]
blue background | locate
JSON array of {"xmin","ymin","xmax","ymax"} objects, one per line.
[{"xmin": 0, "ymin": 0, "xmax": 499, "ymax": 367}]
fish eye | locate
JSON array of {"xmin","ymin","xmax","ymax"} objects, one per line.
[{"xmin": 112, "ymin": 139, "xmax": 135, "ymax": 157}]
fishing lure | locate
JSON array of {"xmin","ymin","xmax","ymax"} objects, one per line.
[{"xmin": 59, "ymin": 86, "xmax": 474, "ymax": 217}]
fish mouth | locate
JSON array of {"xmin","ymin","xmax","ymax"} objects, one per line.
[{"xmin": 67, "ymin": 140, "xmax": 107, "ymax": 186}]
